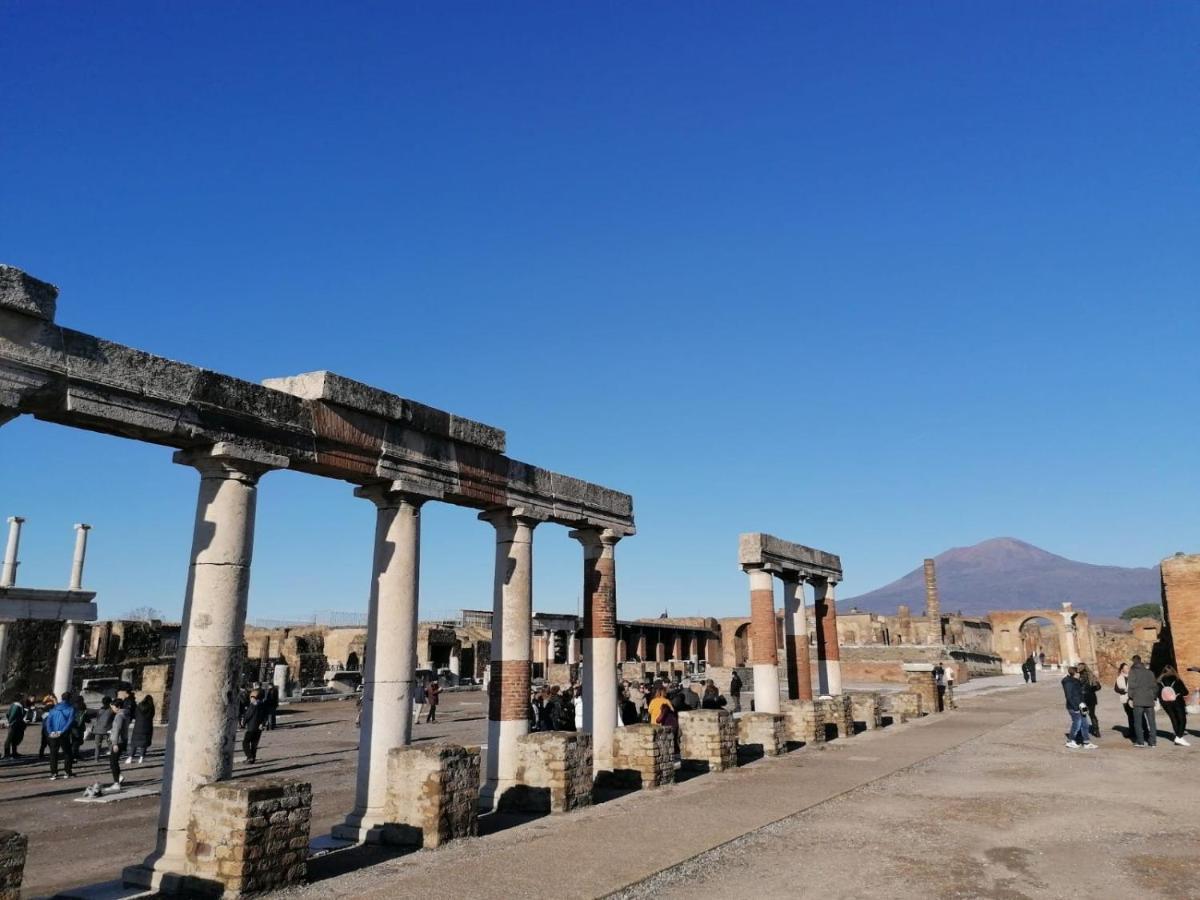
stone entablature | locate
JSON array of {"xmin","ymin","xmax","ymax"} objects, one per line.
[
  {"xmin": 737, "ymin": 712, "xmax": 785, "ymax": 757},
  {"xmin": 502, "ymin": 732, "xmax": 593, "ymax": 813},
  {"xmin": 382, "ymin": 744, "xmax": 479, "ymax": 847},
  {"xmin": 738, "ymin": 533, "xmax": 843, "ymax": 581},
  {"xmin": 678, "ymin": 709, "xmax": 737, "ymax": 772},
  {"xmin": 610, "ymin": 724, "xmax": 675, "ymax": 789},
  {"xmin": 0, "ymin": 830, "xmax": 27, "ymax": 900}
]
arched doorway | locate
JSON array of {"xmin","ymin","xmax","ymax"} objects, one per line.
[{"xmin": 1018, "ymin": 617, "xmax": 1061, "ymax": 668}]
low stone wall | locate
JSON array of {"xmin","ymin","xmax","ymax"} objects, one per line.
[
  {"xmin": 183, "ymin": 777, "xmax": 311, "ymax": 897},
  {"xmin": 501, "ymin": 732, "xmax": 592, "ymax": 813},
  {"xmin": 383, "ymin": 744, "xmax": 479, "ymax": 847},
  {"xmin": 848, "ymin": 691, "xmax": 884, "ymax": 730},
  {"xmin": 737, "ymin": 712, "xmax": 785, "ymax": 757},
  {"xmin": 0, "ymin": 830, "xmax": 27, "ymax": 900},
  {"xmin": 780, "ymin": 699, "xmax": 825, "ymax": 747},
  {"xmin": 610, "ymin": 724, "xmax": 674, "ymax": 789},
  {"xmin": 883, "ymin": 689, "xmax": 924, "ymax": 721},
  {"xmin": 678, "ymin": 709, "xmax": 737, "ymax": 772},
  {"xmin": 903, "ymin": 665, "xmax": 941, "ymax": 714},
  {"xmin": 815, "ymin": 696, "xmax": 854, "ymax": 740}
]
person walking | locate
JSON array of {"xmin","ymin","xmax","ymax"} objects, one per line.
[
  {"xmin": 264, "ymin": 684, "xmax": 280, "ymax": 731},
  {"xmin": 729, "ymin": 670, "xmax": 743, "ymax": 713},
  {"xmin": 424, "ymin": 678, "xmax": 440, "ymax": 724},
  {"xmin": 242, "ymin": 690, "xmax": 267, "ymax": 763},
  {"xmin": 1157, "ymin": 665, "xmax": 1191, "ymax": 747},
  {"xmin": 44, "ymin": 692, "xmax": 77, "ymax": 779},
  {"xmin": 3, "ymin": 695, "xmax": 29, "ymax": 759},
  {"xmin": 1061, "ymin": 667, "xmax": 1096, "ymax": 750},
  {"xmin": 1127, "ymin": 655, "xmax": 1158, "ymax": 748},
  {"xmin": 1077, "ymin": 663, "xmax": 1101, "ymax": 738},
  {"xmin": 1114, "ymin": 662, "xmax": 1135, "ymax": 740},
  {"xmin": 107, "ymin": 698, "xmax": 130, "ymax": 790},
  {"xmin": 93, "ymin": 695, "xmax": 114, "ymax": 761},
  {"xmin": 130, "ymin": 695, "xmax": 156, "ymax": 763}
]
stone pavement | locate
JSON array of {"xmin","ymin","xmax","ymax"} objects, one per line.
[{"xmin": 284, "ymin": 679, "xmax": 1120, "ymax": 900}]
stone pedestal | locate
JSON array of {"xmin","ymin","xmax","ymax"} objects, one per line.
[
  {"xmin": 178, "ymin": 777, "xmax": 311, "ymax": 898},
  {"xmin": 816, "ymin": 695, "xmax": 855, "ymax": 740},
  {"xmin": 884, "ymin": 690, "xmax": 924, "ymax": 722},
  {"xmin": 678, "ymin": 709, "xmax": 737, "ymax": 772},
  {"xmin": 780, "ymin": 699, "xmax": 826, "ymax": 747},
  {"xmin": 903, "ymin": 664, "xmax": 940, "ymax": 714},
  {"xmin": 141, "ymin": 663, "xmax": 172, "ymax": 725},
  {"xmin": 849, "ymin": 691, "xmax": 884, "ymax": 730},
  {"xmin": 380, "ymin": 744, "xmax": 479, "ymax": 848},
  {"xmin": 737, "ymin": 712, "xmax": 785, "ymax": 757},
  {"xmin": 500, "ymin": 732, "xmax": 592, "ymax": 813},
  {"xmin": 0, "ymin": 830, "xmax": 27, "ymax": 900},
  {"xmin": 610, "ymin": 724, "xmax": 674, "ymax": 789}
]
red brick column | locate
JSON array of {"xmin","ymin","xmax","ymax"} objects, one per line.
[
  {"xmin": 1162, "ymin": 554, "xmax": 1200, "ymax": 707},
  {"xmin": 570, "ymin": 527, "xmax": 623, "ymax": 770},
  {"xmin": 782, "ymin": 576, "xmax": 813, "ymax": 701},
  {"xmin": 814, "ymin": 577, "xmax": 842, "ymax": 695},
  {"xmin": 746, "ymin": 565, "xmax": 781, "ymax": 713}
]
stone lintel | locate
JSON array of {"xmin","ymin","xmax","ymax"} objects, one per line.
[
  {"xmin": 0, "ymin": 266, "xmax": 58, "ymax": 321},
  {"xmin": 0, "ymin": 591, "xmax": 98, "ymax": 622},
  {"xmin": 738, "ymin": 533, "xmax": 842, "ymax": 580}
]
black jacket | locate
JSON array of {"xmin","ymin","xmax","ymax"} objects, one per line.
[
  {"xmin": 132, "ymin": 702, "xmax": 155, "ymax": 744},
  {"xmin": 243, "ymin": 701, "xmax": 268, "ymax": 733},
  {"xmin": 1061, "ymin": 675, "xmax": 1084, "ymax": 710}
]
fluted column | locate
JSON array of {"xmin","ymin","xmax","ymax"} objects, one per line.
[
  {"xmin": 1, "ymin": 516, "xmax": 24, "ymax": 587},
  {"xmin": 126, "ymin": 444, "xmax": 284, "ymax": 889},
  {"xmin": 335, "ymin": 484, "xmax": 428, "ymax": 843},
  {"xmin": 68, "ymin": 523, "xmax": 92, "ymax": 591},
  {"xmin": 480, "ymin": 508, "xmax": 540, "ymax": 809},
  {"xmin": 570, "ymin": 527, "xmax": 621, "ymax": 770},
  {"xmin": 814, "ymin": 577, "xmax": 842, "ymax": 695},
  {"xmin": 746, "ymin": 565, "xmax": 781, "ymax": 713},
  {"xmin": 782, "ymin": 575, "xmax": 813, "ymax": 700}
]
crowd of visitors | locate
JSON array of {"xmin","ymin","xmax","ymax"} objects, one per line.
[{"xmin": 1061, "ymin": 654, "xmax": 1193, "ymax": 750}]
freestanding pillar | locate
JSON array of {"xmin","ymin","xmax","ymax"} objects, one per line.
[
  {"xmin": 125, "ymin": 444, "xmax": 284, "ymax": 891},
  {"xmin": 1061, "ymin": 604, "xmax": 1080, "ymax": 667},
  {"xmin": 480, "ymin": 508, "xmax": 540, "ymax": 809},
  {"xmin": 782, "ymin": 576, "xmax": 813, "ymax": 701},
  {"xmin": 570, "ymin": 528, "xmax": 621, "ymax": 772},
  {"xmin": 52, "ymin": 621, "xmax": 79, "ymax": 696},
  {"xmin": 335, "ymin": 485, "xmax": 427, "ymax": 843},
  {"xmin": 1, "ymin": 516, "xmax": 23, "ymax": 587},
  {"xmin": 68, "ymin": 523, "xmax": 91, "ymax": 591},
  {"xmin": 746, "ymin": 566, "xmax": 781, "ymax": 714},
  {"xmin": 814, "ymin": 577, "xmax": 842, "ymax": 695}
]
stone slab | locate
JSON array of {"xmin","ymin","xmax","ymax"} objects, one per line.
[
  {"xmin": 0, "ymin": 265, "xmax": 57, "ymax": 321},
  {"xmin": 0, "ymin": 590, "xmax": 98, "ymax": 621},
  {"xmin": 738, "ymin": 533, "xmax": 842, "ymax": 579}
]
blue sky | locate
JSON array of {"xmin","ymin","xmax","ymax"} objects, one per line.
[{"xmin": 2, "ymin": 4, "xmax": 1197, "ymax": 623}]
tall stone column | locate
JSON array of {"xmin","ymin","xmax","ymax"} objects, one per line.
[
  {"xmin": 655, "ymin": 634, "xmax": 666, "ymax": 665},
  {"xmin": 334, "ymin": 484, "xmax": 427, "ymax": 844},
  {"xmin": 670, "ymin": 634, "xmax": 683, "ymax": 661},
  {"xmin": 1061, "ymin": 604, "xmax": 1080, "ymax": 667},
  {"xmin": 635, "ymin": 632, "xmax": 647, "ymax": 660},
  {"xmin": 746, "ymin": 565, "xmax": 781, "ymax": 714},
  {"xmin": 569, "ymin": 528, "xmax": 620, "ymax": 771},
  {"xmin": 567, "ymin": 632, "xmax": 579, "ymax": 666},
  {"xmin": 923, "ymin": 558, "xmax": 943, "ymax": 643},
  {"xmin": 126, "ymin": 444, "xmax": 284, "ymax": 890},
  {"xmin": 782, "ymin": 576, "xmax": 813, "ymax": 701},
  {"xmin": 53, "ymin": 621, "xmax": 79, "ymax": 696},
  {"xmin": 688, "ymin": 635, "xmax": 699, "ymax": 669},
  {"xmin": 68, "ymin": 523, "xmax": 92, "ymax": 591},
  {"xmin": 814, "ymin": 577, "xmax": 843, "ymax": 695},
  {"xmin": 1, "ymin": 516, "xmax": 24, "ymax": 587},
  {"xmin": 480, "ymin": 508, "xmax": 540, "ymax": 809}
]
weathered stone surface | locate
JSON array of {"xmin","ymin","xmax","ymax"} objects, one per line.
[
  {"xmin": 737, "ymin": 712, "xmax": 786, "ymax": 757},
  {"xmin": 848, "ymin": 691, "xmax": 885, "ymax": 730},
  {"xmin": 0, "ymin": 829, "xmax": 27, "ymax": 900},
  {"xmin": 815, "ymin": 695, "xmax": 855, "ymax": 740},
  {"xmin": 502, "ymin": 731, "xmax": 593, "ymax": 813},
  {"xmin": 904, "ymin": 664, "xmax": 941, "ymax": 714},
  {"xmin": 1162, "ymin": 554, "xmax": 1200, "ymax": 707},
  {"xmin": 679, "ymin": 709, "xmax": 737, "ymax": 772},
  {"xmin": 780, "ymin": 699, "xmax": 826, "ymax": 746},
  {"xmin": 381, "ymin": 743, "xmax": 479, "ymax": 848},
  {"xmin": 0, "ymin": 265, "xmax": 57, "ymax": 321},
  {"xmin": 738, "ymin": 533, "xmax": 842, "ymax": 579},
  {"xmin": 883, "ymin": 689, "xmax": 924, "ymax": 721},
  {"xmin": 610, "ymin": 724, "xmax": 674, "ymax": 788}
]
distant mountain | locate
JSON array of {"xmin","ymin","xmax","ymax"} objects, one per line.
[{"xmin": 845, "ymin": 538, "xmax": 1160, "ymax": 619}]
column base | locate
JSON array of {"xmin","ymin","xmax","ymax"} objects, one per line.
[
  {"xmin": 331, "ymin": 810, "xmax": 389, "ymax": 845},
  {"xmin": 122, "ymin": 857, "xmax": 189, "ymax": 894}
]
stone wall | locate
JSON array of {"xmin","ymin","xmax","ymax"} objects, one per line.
[
  {"xmin": 678, "ymin": 709, "xmax": 737, "ymax": 772},
  {"xmin": 183, "ymin": 777, "xmax": 311, "ymax": 897},
  {"xmin": 610, "ymin": 724, "xmax": 674, "ymax": 789},
  {"xmin": 0, "ymin": 830, "xmax": 27, "ymax": 900},
  {"xmin": 848, "ymin": 691, "xmax": 884, "ymax": 730},
  {"xmin": 883, "ymin": 690, "xmax": 923, "ymax": 721},
  {"xmin": 780, "ymin": 699, "xmax": 825, "ymax": 747},
  {"xmin": 1162, "ymin": 554, "xmax": 1200, "ymax": 706},
  {"xmin": 737, "ymin": 712, "xmax": 785, "ymax": 757},
  {"xmin": 502, "ymin": 732, "xmax": 592, "ymax": 813},
  {"xmin": 903, "ymin": 665, "xmax": 940, "ymax": 714},
  {"xmin": 815, "ymin": 695, "xmax": 855, "ymax": 740},
  {"xmin": 382, "ymin": 744, "xmax": 479, "ymax": 847},
  {"xmin": 2, "ymin": 619, "xmax": 59, "ymax": 701}
]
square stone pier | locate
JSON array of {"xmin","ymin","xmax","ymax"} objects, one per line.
[
  {"xmin": 678, "ymin": 709, "xmax": 737, "ymax": 772},
  {"xmin": 380, "ymin": 744, "xmax": 480, "ymax": 848},
  {"xmin": 609, "ymin": 724, "xmax": 675, "ymax": 789},
  {"xmin": 500, "ymin": 732, "xmax": 593, "ymax": 814}
]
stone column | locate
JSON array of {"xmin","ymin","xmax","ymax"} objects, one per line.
[
  {"xmin": 126, "ymin": 444, "xmax": 284, "ymax": 890},
  {"xmin": 567, "ymin": 632, "xmax": 578, "ymax": 666},
  {"xmin": 655, "ymin": 634, "xmax": 666, "ymax": 665},
  {"xmin": 1061, "ymin": 604, "xmax": 1080, "ymax": 667},
  {"xmin": 52, "ymin": 621, "xmax": 79, "ymax": 696},
  {"xmin": 923, "ymin": 558, "xmax": 940, "ymax": 620},
  {"xmin": 569, "ymin": 527, "xmax": 621, "ymax": 772},
  {"xmin": 746, "ymin": 565, "xmax": 781, "ymax": 714},
  {"xmin": 635, "ymin": 632, "xmax": 647, "ymax": 661},
  {"xmin": 335, "ymin": 484, "xmax": 428, "ymax": 844},
  {"xmin": 68, "ymin": 523, "xmax": 92, "ymax": 591},
  {"xmin": 688, "ymin": 635, "xmax": 699, "ymax": 669},
  {"xmin": 480, "ymin": 508, "xmax": 540, "ymax": 809},
  {"xmin": 449, "ymin": 645, "xmax": 461, "ymax": 678},
  {"xmin": 1, "ymin": 516, "xmax": 23, "ymax": 587},
  {"xmin": 814, "ymin": 577, "xmax": 843, "ymax": 696},
  {"xmin": 782, "ymin": 576, "xmax": 813, "ymax": 701}
]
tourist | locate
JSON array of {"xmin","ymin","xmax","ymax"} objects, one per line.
[
  {"xmin": 619, "ymin": 687, "xmax": 640, "ymax": 726},
  {"xmin": 541, "ymin": 686, "xmax": 563, "ymax": 731},
  {"xmin": 264, "ymin": 684, "xmax": 280, "ymax": 730},
  {"xmin": 130, "ymin": 694, "xmax": 156, "ymax": 763},
  {"xmin": 3, "ymin": 695, "xmax": 29, "ymax": 758},
  {"xmin": 237, "ymin": 687, "xmax": 250, "ymax": 727},
  {"xmin": 1156, "ymin": 665, "xmax": 1191, "ymax": 746},
  {"xmin": 945, "ymin": 665, "xmax": 957, "ymax": 710},
  {"xmin": 701, "ymin": 680, "xmax": 724, "ymax": 709},
  {"xmin": 649, "ymin": 684, "xmax": 679, "ymax": 752},
  {"xmin": 1060, "ymin": 667, "xmax": 1095, "ymax": 750},
  {"xmin": 1113, "ymin": 662, "xmax": 1135, "ymax": 739},
  {"xmin": 93, "ymin": 695, "xmax": 115, "ymax": 761},
  {"xmin": 1077, "ymin": 663, "xmax": 1100, "ymax": 738},
  {"xmin": 729, "ymin": 670, "xmax": 743, "ymax": 712},
  {"xmin": 107, "ymin": 697, "xmax": 130, "ymax": 790},
  {"xmin": 69, "ymin": 694, "xmax": 88, "ymax": 765},
  {"xmin": 424, "ymin": 678, "xmax": 440, "ymax": 723},
  {"xmin": 933, "ymin": 664, "xmax": 947, "ymax": 712},
  {"xmin": 242, "ymin": 690, "xmax": 267, "ymax": 763},
  {"xmin": 44, "ymin": 692, "xmax": 77, "ymax": 779},
  {"xmin": 1127, "ymin": 655, "xmax": 1158, "ymax": 748},
  {"xmin": 36, "ymin": 694, "xmax": 54, "ymax": 760},
  {"xmin": 1026, "ymin": 654, "xmax": 1038, "ymax": 683}
]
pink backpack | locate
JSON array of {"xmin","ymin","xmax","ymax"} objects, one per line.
[{"xmin": 1161, "ymin": 684, "xmax": 1177, "ymax": 703}]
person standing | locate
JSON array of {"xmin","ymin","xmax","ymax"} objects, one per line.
[
  {"xmin": 130, "ymin": 695, "xmax": 156, "ymax": 763},
  {"xmin": 1127, "ymin": 655, "xmax": 1158, "ymax": 748},
  {"xmin": 3, "ymin": 695, "xmax": 28, "ymax": 758},
  {"xmin": 1114, "ymin": 662, "xmax": 1135, "ymax": 741},
  {"xmin": 424, "ymin": 678, "xmax": 440, "ymax": 724},
  {"xmin": 1077, "ymin": 663, "xmax": 1101, "ymax": 738},
  {"xmin": 263, "ymin": 684, "xmax": 280, "ymax": 731},
  {"xmin": 43, "ymin": 692, "xmax": 77, "ymax": 779},
  {"xmin": 933, "ymin": 664, "xmax": 947, "ymax": 712},
  {"xmin": 36, "ymin": 695, "xmax": 54, "ymax": 760},
  {"xmin": 93, "ymin": 695, "xmax": 115, "ymax": 761},
  {"xmin": 242, "ymin": 691, "xmax": 267, "ymax": 763},
  {"xmin": 1061, "ymin": 667, "xmax": 1096, "ymax": 749},
  {"xmin": 729, "ymin": 670, "xmax": 743, "ymax": 713},
  {"xmin": 1157, "ymin": 665, "xmax": 1191, "ymax": 747},
  {"xmin": 107, "ymin": 698, "xmax": 130, "ymax": 790}
]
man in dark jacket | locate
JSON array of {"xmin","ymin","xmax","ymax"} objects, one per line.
[
  {"xmin": 1060, "ymin": 668, "xmax": 1094, "ymax": 749},
  {"xmin": 729, "ymin": 670, "xmax": 743, "ymax": 712},
  {"xmin": 242, "ymin": 691, "xmax": 267, "ymax": 763},
  {"xmin": 3, "ymin": 696, "xmax": 29, "ymax": 758},
  {"xmin": 43, "ymin": 692, "xmax": 77, "ymax": 779},
  {"xmin": 1127, "ymin": 656, "xmax": 1158, "ymax": 748}
]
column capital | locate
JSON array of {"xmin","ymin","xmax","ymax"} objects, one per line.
[
  {"xmin": 741, "ymin": 562, "xmax": 779, "ymax": 577},
  {"xmin": 567, "ymin": 526, "xmax": 624, "ymax": 552},
  {"xmin": 478, "ymin": 505, "xmax": 547, "ymax": 529},
  {"xmin": 73, "ymin": 522, "xmax": 92, "ymax": 532},
  {"xmin": 173, "ymin": 442, "xmax": 289, "ymax": 482},
  {"xmin": 353, "ymin": 478, "xmax": 441, "ymax": 509}
]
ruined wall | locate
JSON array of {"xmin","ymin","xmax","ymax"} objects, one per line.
[
  {"xmin": 1162, "ymin": 554, "xmax": 1200, "ymax": 705},
  {"xmin": 2, "ymin": 620, "xmax": 60, "ymax": 700}
]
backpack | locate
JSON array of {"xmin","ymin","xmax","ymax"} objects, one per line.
[{"xmin": 1161, "ymin": 684, "xmax": 1177, "ymax": 703}]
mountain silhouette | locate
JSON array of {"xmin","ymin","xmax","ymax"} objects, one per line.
[{"xmin": 845, "ymin": 537, "xmax": 1160, "ymax": 618}]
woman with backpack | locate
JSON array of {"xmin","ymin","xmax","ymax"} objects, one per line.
[{"xmin": 1157, "ymin": 665, "xmax": 1191, "ymax": 746}]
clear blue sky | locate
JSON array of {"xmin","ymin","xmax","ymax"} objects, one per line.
[{"xmin": 2, "ymin": 4, "xmax": 1197, "ymax": 623}]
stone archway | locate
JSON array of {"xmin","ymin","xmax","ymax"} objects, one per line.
[{"xmin": 989, "ymin": 606, "xmax": 1094, "ymax": 674}]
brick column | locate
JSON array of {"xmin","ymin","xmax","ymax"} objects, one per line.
[
  {"xmin": 126, "ymin": 443, "xmax": 285, "ymax": 891},
  {"xmin": 335, "ymin": 484, "xmax": 430, "ymax": 843},
  {"xmin": 480, "ymin": 508, "xmax": 541, "ymax": 809},
  {"xmin": 745, "ymin": 565, "xmax": 780, "ymax": 713},
  {"xmin": 570, "ymin": 527, "xmax": 621, "ymax": 771},
  {"xmin": 1162, "ymin": 553, "xmax": 1200, "ymax": 709},
  {"xmin": 781, "ymin": 576, "xmax": 812, "ymax": 701},
  {"xmin": 814, "ymin": 577, "xmax": 842, "ymax": 695}
]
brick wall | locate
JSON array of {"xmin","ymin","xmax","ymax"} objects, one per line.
[
  {"xmin": 737, "ymin": 712, "xmax": 785, "ymax": 757},
  {"xmin": 0, "ymin": 830, "xmax": 27, "ymax": 900},
  {"xmin": 1162, "ymin": 555, "xmax": 1200, "ymax": 705},
  {"xmin": 184, "ymin": 777, "xmax": 311, "ymax": 897},
  {"xmin": 678, "ymin": 709, "xmax": 737, "ymax": 772},
  {"xmin": 503, "ymin": 732, "xmax": 593, "ymax": 813},
  {"xmin": 815, "ymin": 696, "xmax": 855, "ymax": 740},
  {"xmin": 780, "ymin": 699, "xmax": 825, "ymax": 746},
  {"xmin": 610, "ymin": 724, "xmax": 675, "ymax": 789},
  {"xmin": 383, "ymin": 744, "xmax": 479, "ymax": 848}
]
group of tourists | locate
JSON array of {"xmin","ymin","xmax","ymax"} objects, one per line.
[
  {"xmin": 1061, "ymin": 655, "xmax": 1192, "ymax": 749},
  {"xmin": 1, "ymin": 688, "xmax": 155, "ymax": 791}
]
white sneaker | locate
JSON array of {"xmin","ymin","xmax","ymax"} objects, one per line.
[
  {"xmin": 123, "ymin": 757, "xmax": 132, "ymax": 765},
  {"xmin": 48, "ymin": 773, "xmax": 59, "ymax": 780},
  {"xmin": 1065, "ymin": 741, "xmax": 1080, "ymax": 749},
  {"xmin": 1174, "ymin": 736, "xmax": 1191, "ymax": 746},
  {"xmin": 108, "ymin": 781, "xmax": 122, "ymax": 791},
  {"xmin": 1082, "ymin": 742, "xmax": 1098, "ymax": 750}
]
